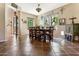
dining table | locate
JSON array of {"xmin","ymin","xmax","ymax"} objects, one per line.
[{"xmin": 29, "ymin": 27, "xmax": 54, "ymax": 42}]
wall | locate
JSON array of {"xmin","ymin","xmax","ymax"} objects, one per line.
[
  {"xmin": 62, "ymin": 3, "xmax": 79, "ymax": 24},
  {"xmin": 0, "ymin": 3, "xmax": 5, "ymax": 42},
  {"xmin": 5, "ymin": 4, "xmax": 37, "ymax": 38},
  {"xmin": 39, "ymin": 3, "xmax": 79, "ymax": 38},
  {"xmin": 4, "ymin": 3, "xmax": 79, "ymax": 40},
  {"xmin": 5, "ymin": 4, "xmax": 16, "ymax": 41},
  {"xmin": 54, "ymin": 3, "xmax": 79, "ymax": 38},
  {"xmin": 20, "ymin": 11, "xmax": 37, "ymax": 35}
]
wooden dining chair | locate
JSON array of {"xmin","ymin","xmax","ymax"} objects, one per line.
[
  {"xmin": 45, "ymin": 27, "xmax": 51, "ymax": 42},
  {"xmin": 39, "ymin": 29, "xmax": 45, "ymax": 41},
  {"xmin": 35, "ymin": 26, "xmax": 40, "ymax": 40},
  {"xmin": 50, "ymin": 27, "xmax": 54, "ymax": 41},
  {"xmin": 31, "ymin": 27, "xmax": 36, "ymax": 40},
  {"xmin": 29, "ymin": 27, "xmax": 32, "ymax": 38}
]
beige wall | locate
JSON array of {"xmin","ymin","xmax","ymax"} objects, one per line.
[
  {"xmin": 5, "ymin": 4, "xmax": 37, "ymax": 37},
  {"xmin": 5, "ymin": 4, "xmax": 16, "ymax": 41},
  {"xmin": 20, "ymin": 11, "xmax": 37, "ymax": 35},
  {"xmin": 62, "ymin": 3, "xmax": 79, "ymax": 24},
  {"xmin": 3, "ymin": 3, "xmax": 79, "ymax": 40},
  {"xmin": 39, "ymin": 3, "xmax": 79, "ymax": 38},
  {"xmin": 0, "ymin": 3, "xmax": 5, "ymax": 42},
  {"xmin": 54, "ymin": 3, "xmax": 79, "ymax": 38}
]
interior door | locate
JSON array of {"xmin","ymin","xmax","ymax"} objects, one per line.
[{"xmin": 13, "ymin": 12, "xmax": 19, "ymax": 39}]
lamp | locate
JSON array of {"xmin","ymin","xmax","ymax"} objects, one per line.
[{"xmin": 36, "ymin": 4, "xmax": 42, "ymax": 12}]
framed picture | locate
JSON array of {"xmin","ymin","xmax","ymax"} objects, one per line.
[{"xmin": 59, "ymin": 18, "xmax": 66, "ymax": 25}]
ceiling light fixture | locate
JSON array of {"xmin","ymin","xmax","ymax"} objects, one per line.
[{"xmin": 36, "ymin": 4, "xmax": 42, "ymax": 13}]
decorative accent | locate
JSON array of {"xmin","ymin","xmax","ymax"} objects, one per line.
[
  {"xmin": 59, "ymin": 18, "xmax": 66, "ymax": 25},
  {"xmin": 22, "ymin": 19, "xmax": 27, "ymax": 23},
  {"xmin": 36, "ymin": 4, "xmax": 42, "ymax": 13},
  {"xmin": 69, "ymin": 17, "xmax": 76, "ymax": 24}
]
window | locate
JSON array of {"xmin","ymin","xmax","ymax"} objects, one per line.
[{"xmin": 28, "ymin": 17, "xmax": 33, "ymax": 28}]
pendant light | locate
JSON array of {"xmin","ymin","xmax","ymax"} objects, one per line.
[{"xmin": 36, "ymin": 4, "xmax": 42, "ymax": 12}]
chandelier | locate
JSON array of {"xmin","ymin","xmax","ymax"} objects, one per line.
[{"xmin": 36, "ymin": 4, "xmax": 42, "ymax": 13}]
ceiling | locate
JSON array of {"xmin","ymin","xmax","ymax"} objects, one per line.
[{"xmin": 16, "ymin": 3, "xmax": 68, "ymax": 15}]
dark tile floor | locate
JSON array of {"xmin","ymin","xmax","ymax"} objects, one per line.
[{"xmin": 0, "ymin": 34, "xmax": 79, "ymax": 56}]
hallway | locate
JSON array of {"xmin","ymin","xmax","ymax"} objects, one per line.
[{"xmin": 0, "ymin": 34, "xmax": 79, "ymax": 56}]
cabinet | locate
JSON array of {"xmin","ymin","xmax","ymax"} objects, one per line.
[{"xmin": 65, "ymin": 23, "xmax": 79, "ymax": 42}]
